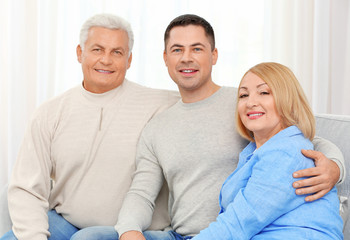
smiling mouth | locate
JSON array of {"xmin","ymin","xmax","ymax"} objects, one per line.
[
  {"xmin": 180, "ymin": 69, "xmax": 196, "ymax": 72},
  {"xmin": 95, "ymin": 69, "xmax": 114, "ymax": 74},
  {"xmin": 248, "ymin": 113, "xmax": 264, "ymax": 117},
  {"xmin": 247, "ymin": 113, "xmax": 265, "ymax": 120},
  {"xmin": 179, "ymin": 69, "xmax": 199, "ymax": 76}
]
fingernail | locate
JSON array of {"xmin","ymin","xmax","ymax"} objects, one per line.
[
  {"xmin": 293, "ymin": 173, "xmax": 298, "ymax": 177},
  {"xmin": 294, "ymin": 183, "xmax": 299, "ymax": 187},
  {"xmin": 296, "ymin": 189, "xmax": 302, "ymax": 194}
]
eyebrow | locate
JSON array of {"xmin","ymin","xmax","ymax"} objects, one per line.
[
  {"xmin": 169, "ymin": 42, "xmax": 206, "ymax": 50},
  {"xmin": 257, "ymin": 83, "xmax": 267, "ymax": 88},
  {"xmin": 170, "ymin": 44, "xmax": 183, "ymax": 49},
  {"xmin": 90, "ymin": 44, "xmax": 104, "ymax": 49},
  {"xmin": 91, "ymin": 44, "xmax": 126, "ymax": 52},
  {"xmin": 191, "ymin": 42, "xmax": 206, "ymax": 48},
  {"xmin": 239, "ymin": 83, "xmax": 267, "ymax": 90}
]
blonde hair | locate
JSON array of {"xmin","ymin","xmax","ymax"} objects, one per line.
[{"xmin": 235, "ymin": 62, "xmax": 315, "ymax": 141}]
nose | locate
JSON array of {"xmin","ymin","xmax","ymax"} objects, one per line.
[
  {"xmin": 246, "ymin": 94, "xmax": 258, "ymax": 108},
  {"xmin": 99, "ymin": 53, "xmax": 112, "ymax": 65},
  {"xmin": 180, "ymin": 49, "xmax": 193, "ymax": 63}
]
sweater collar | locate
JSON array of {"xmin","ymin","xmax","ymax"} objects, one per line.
[
  {"xmin": 178, "ymin": 86, "xmax": 225, "ymax": 108},
  {"xmin": 241, "ymin": 125, "xmax": 302, "ymax": 158},
  {"xmin": 80, "ymin": 79, "xmax": 128, "ymax": 107}
]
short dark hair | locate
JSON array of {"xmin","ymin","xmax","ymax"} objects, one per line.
[{"xmin": 164, "ymin": 14, "xmax": 215, "ymax": 51}]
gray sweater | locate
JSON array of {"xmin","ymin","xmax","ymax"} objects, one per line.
[{"xmin": 115, "ymin": 86, "xmax": 345, "ymax": 237}]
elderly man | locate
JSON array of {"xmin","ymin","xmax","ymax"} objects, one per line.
[{"xmin": 1, "ymin": 14, "xmax": 179, "ymax": 240}]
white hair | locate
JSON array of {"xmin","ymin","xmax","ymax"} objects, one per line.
[{"xmin": 79, "ymin": 13, "xmax": 134, "ymax": 55}]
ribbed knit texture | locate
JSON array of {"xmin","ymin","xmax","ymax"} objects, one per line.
[{"xmin": 8, "ymin": 80, "xmax": 180, "ymax": 240}]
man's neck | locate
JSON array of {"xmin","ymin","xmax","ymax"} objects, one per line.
[{"xmin": 180, "ymin": 82, "xmax": 221, "ymax": 103}]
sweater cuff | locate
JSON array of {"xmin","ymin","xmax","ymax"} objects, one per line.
[
  {"xmin": 114, "ymin": 224, "xmax": 142, "ymax": 238},
  {"xmin": 331, "ymin": 157, "xmax": 346, "ymax": 184}
]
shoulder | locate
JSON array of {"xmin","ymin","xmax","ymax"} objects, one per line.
[
  {"xmin": 124, "ymin": 80, "xmax": 180, "ymax": 103},
  {"xmin": 212, "ymin": 87, "xmax": 238, "ymax": 110},
  {"xmin": 139, "ymin": 100, "xmax": 184, "ymax": 143},
  {"xmin": 264, "ymin": 126, "xmax": 312, "ymax": 152},
  {"xmin": 24, "ymin": 86, "xmax": 81, "ymax": 134},
  {"xmin": 217, "ymin": 86, "xmax": 238, "ymax": 99},
  {"xmin": 143, "ymin": 102, "xmax": 179, "ymax": 128},
  {"xmin": 121, "ymin": 81, "xmax": 180, "ymax": 120},
  {"xmin": 255, "ymin": 126, "xmax": 314, "ymax": 167},
  {"xmin": 222, "ymin": 86, "xmax": 238, "ymax": 93},
  {"xmin": 33, "ymin": 86, "xmax": 80, "ymax": 117}
]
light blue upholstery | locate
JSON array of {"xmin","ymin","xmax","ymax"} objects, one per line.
[{"xmin": 0, "ymin": 114, "xmax": 349, "ymax": 238}]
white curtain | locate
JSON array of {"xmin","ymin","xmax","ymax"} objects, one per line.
[
  {"xmin": 264, "ymin": 0, "xmax": 350, "ymax": 114},
  {"xmin": 1, "ymin": 0, "xmax": 349, "ymax": 189}
]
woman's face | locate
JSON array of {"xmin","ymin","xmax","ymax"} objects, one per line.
[{"xmin": 238, "ymin": 72, "xmax": 284, "ymax": 147}]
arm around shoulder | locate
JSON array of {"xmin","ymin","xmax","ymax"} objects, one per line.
[{"xmin": 312, "ymin": 136, "xmax": 345, "ymax": 184}]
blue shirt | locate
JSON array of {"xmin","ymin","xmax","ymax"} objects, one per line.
[{"xmin": 193, "ymin": 126, "xmax": 343, "ymax": 240}]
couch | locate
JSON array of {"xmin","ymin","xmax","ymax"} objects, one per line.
[
  {"xmin": 0, "ymin": 113, "xmax": 349, "ymax": 238},
  {"xmin": 315, "ymin": 114, "xmax": 350, "ymax": 239}
]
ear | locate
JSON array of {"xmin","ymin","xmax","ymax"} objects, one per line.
[
  {"xmin": 76, "ymin": 45, "xmax": 83, "ymax": 63},
  {"xmin": 127, "ymin": 52, "xmax": 132, "ymax": 69},
  {"xmin": 212, "ymin": 48, "xmax": 218, "ymax": 65},
  {"xmin": 163, "ymin": 50, "xmax": 168, "ymax": 67}
]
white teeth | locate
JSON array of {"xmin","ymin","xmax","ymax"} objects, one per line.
[
  {"xmin": 249, "ymin": 113, "xmax": 263, "ymax": 117},
  {"xmin": 97, "ymin": 69, "xmax": 112, "ymax": 73},
  {"xmin": 182, "ymin": 70, "xmax": 194, "ymax": 73}
]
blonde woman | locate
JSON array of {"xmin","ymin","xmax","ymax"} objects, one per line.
[{"xmin": 193, "ymin": 62, "xmax": 343, "ymax": 240}]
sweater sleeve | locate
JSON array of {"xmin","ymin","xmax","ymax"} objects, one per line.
[
  {"xmin": 8, "ymin": 107, "xmax": 53, "ymax": 240},
  {"xmin": 115, "ymin": 126, "xmax": 165, "ymax": 237},
  {"xmin": 312, "ymin": 136, "xmax": 345, "ymax": 184},
  {"xmin": 192, "ymin": 150, "xmax": 307, "ymax": 240}
]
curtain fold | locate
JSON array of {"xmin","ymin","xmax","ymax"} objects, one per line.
[
  {"xmin": 329, "ymin": 0, "xmax": 350, "ymax": 114},
  {"xmin": 265, "ymin": 0, "xmax": 350, "ymax": 115},
  {"xmin": 264, "ymin": 0, "xmax": 315, "ymax": 98},
  {"xmin": 0, "ymin": 1, "xmax": 10, "ymax": 188},
  {"xmin": 312, "ymin": 0, "xmax": 331, "ymax": 113},
  {"xmin": 312, "ymin": 0, "xmax": 350, "ymax": 114}
]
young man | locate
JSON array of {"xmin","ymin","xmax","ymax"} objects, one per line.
[
  {"xmin": 115, "ymin": 14, "xmax": 344, "ymax": 240},
  {"xmin": 1, "ymin": 14, "xmax": 179, "ymax": 240}
]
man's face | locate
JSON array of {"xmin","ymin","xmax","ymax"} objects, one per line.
[
  {"xmin": 163, "ymin": 25, "xmax": 218, "ymax": 95},
  {"xmin": 77, "ymin": 27, "xmax": 132, "ymax": 93}
]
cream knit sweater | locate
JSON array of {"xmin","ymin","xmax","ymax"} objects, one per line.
[{"xmin": 8, "ymin": 79, "xmax": 180, "ymax": 240}]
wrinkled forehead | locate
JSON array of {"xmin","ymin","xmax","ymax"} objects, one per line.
[{"xmin": 85, "ymin": 27, "xmax": 129, "ymax": 49}]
